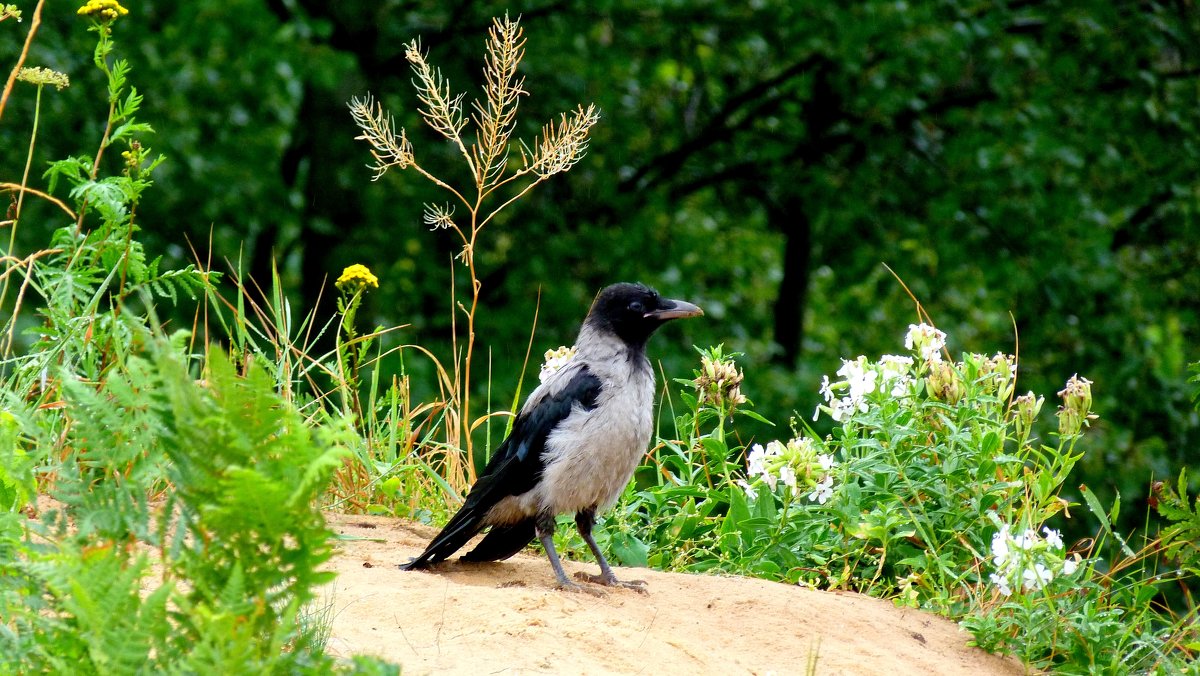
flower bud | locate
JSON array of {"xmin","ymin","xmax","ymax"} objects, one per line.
[
  {"xmin": 926, "ymin": 361, "xmax": 963, "ymax": 404},
  {"xmin": 1057, "ymin": 405, "xmax": 1081, "ymax": 436},
  {"xmin": 1058, "ymin": 374, "xmax": 1093, "ymax": 416},
  {"xmin": 988, "ymin": 353, "xmax": 1016, "ymax": 401},
  {"xmin": 694, "ymin": 352, "xmax": 748, "ymax": 413},
  {"xmin": 1013, "ymin": 391, "xmax": 1043, "ymax": 438},
  {"xmin": 539, "ymin": 345, "xmax": 576, "ymax": 383},
  {"xmin": 1056, "ymin": 374, "xmax": 1094, "ymax": 435}
]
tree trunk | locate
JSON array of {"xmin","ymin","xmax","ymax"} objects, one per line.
[{"xmin": 767, "ymin": 194, "xmax": 811, "ymax": 366}]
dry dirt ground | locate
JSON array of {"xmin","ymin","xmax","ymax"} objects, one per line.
[{"xmin": 322, "ymin": 513, "xmax": 1025, "ymax": 675}]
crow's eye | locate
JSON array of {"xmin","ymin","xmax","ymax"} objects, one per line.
[{"xmin": 628, "ymin": 300, "xmax": 645, "ymax": 314}]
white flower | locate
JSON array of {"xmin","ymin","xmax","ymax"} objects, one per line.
[
  {"xmin": 746, "ymin": 444, "xmax": 769, "ymax": 479},
  {"xmin": 991, "ymin": 526, "xmax": 1011, "ymax": 567},
  {"xmin": 829, "ymin": 398, "xmax": 851, "ymax": 422},
  {"xmin": 1015, "ymin": 529, "xmax": 1039, "ymax": 550},
  {"xmin": 763, "ymin": 470, "xmax": 778, "ymax": 491},
  {"xmin": 879, "ymin": 355, "xmax": 916, "ymax": 398},
  {"xmin": 787, "ymin": 436, "xmax": 816, "ymax": 456},
  {"xmin": 538, "ymin": 345, "xmax": 576, "ymax": 382},
  {"xmin": 853, "ymin": 396, "xmax": 869, "ymax": 414},
  {"xmin": 879, "ymin": 354, "xmax": 914, "ymax": 382},
  {"xmin": 779, "ymin": 465, "xmax": 797, "ymax": 490},
  {"xmin": 1062, "ymin": 556, "xmax": 1079, "ymax": 576},
  {"xmin": 736, "ymin": 479, "xmax": 757, "ymax": 500},
  {"xmin": 905, "ymin": 323, "xmax": 947, "ymax": 361},
  {"xmin": 817, "ymin": 453, "xmax": 835, "ymax": 471},
  {"xmin": 808, "ymin": 475, "xmax": 834, "ymax": 504},
  {"xmin": 819, "ymin": 375, "xmax": 835, "ymax": 402},
  {"xmin": 989, "ymin": 572, "xmax": 1013, "ymax": 597},
  {"xmin": 839, "ymin": 356, "xmax": 878, "ymax": 400},
  {"xmin": 1042, "ymin": 527, "xmax": 1064, "ymax": 550},
  {"xmin": 1022, "ymin": 562, "xmax": 1054, "ymax": 591}
]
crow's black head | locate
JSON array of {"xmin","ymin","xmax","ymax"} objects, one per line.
[{"xmin": 585, "ymin": 283, "xmax": 703, "ymax": 347}]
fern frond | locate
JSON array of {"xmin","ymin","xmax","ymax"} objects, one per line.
[{"xmin": 348, "ymin": 94, "xmax": 414, "ymax": 181}]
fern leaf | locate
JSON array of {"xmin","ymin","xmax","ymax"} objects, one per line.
[{"xmin": 1155, "ymin": 470, "xmax": 1200, "ymax": 572}]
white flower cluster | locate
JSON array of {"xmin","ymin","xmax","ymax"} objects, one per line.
[
  {"xmin": 538, "ymin": 345, "xmax": 576, "ymax": 383},
  {"xmin": 814, "ymin": 354, "xmax": 915, "ymax": 422},
  {"xmin": 904, "ymin": 323, "xmax": 947, "ymax": 362},
  {"xmin": 987, "ymin": 522, "xmax": 1082, "ymax": 597},
  {"xmin": 741, "ymin": 437, "xmax": 837, "ymax": 504}
]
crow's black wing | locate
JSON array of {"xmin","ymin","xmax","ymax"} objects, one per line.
[{"xmin": 403, "ymin": 364, "xmax": 602, "ymax": 569}]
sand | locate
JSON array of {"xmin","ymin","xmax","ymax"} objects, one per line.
[{"xmin": 322, "ymin": 513, "xmax": 1025, "ymax": 675}]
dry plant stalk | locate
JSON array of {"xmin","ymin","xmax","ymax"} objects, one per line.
[{"xmin": 348, "ymin": 13, "xmax": 599, "ymax": 486}]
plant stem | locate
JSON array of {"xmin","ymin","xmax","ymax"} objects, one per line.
[
  {"xmin": 75, "ymin": 25, "xmax": 118, "ymax": 235},
  {"xmin": 1, "ymin": 82, "xmax": 44, "ymax": 358},
  {"xmin": 0, "ymin": 0, "xmax": 44, "ymax": 123}
]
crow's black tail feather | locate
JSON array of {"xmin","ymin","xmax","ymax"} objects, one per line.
[
  {"xmin": 461, "ymin": 519, "xmax": 537, "ymax": 562},
  {"xmin": 402, "ymin": 506, "xmax": 486, "ymax": 570}
]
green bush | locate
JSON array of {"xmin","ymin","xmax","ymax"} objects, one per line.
[{"xmin": 607, "ymin": 327, "xmax": 1195, "ymax": 672}]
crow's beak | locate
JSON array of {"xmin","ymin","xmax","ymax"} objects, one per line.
[{"xmin": 646, "ymin": 298, "xmax": 704, "ymax": 321}]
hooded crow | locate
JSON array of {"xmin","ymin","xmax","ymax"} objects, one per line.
[{"xmin": 403, "ymin": 283, "xmax": 703, "ymax": 593}]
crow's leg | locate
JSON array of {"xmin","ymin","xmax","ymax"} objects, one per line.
[
  {"xmin": 572, "ymin": 510, "xmax": 647, "ymax": 593},
  {"xmin": 536, "ymin": 512, "xmax": 603, "ymax": 596}
]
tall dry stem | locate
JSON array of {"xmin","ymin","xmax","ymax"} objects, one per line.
[{"xmin": 348, "ymin": 13, "xmax": 599, "ymax": 486}]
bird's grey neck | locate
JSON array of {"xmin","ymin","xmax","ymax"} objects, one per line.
[{"xmin": 575, "ymin": 323, "xmax": 649, "ymax": 367}]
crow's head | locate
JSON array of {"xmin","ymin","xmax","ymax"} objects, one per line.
[{"xmin": 585, "ymin": 283, "xmax": 703, "ymax": 347}]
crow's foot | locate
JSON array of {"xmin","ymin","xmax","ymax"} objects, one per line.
[
  {"xmin": 574, "ymin": 571, "xmax": 648, "ymax": 594},
  {"xmin": 555, "ymin": 579, "xmax": 607, "ymax": 596}
]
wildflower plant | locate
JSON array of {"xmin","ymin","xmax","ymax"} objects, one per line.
[
  {"xmin": 3, "ymin": 0, "xmax": 203, "ymax": 372},
  {"xmin": 984, "ymin": 521, "xmax": 1082, "ymax": 598},
  {"xmin": 335, "ymin": 264, "xmax": 381, "ymax": 426},
  {"xmin": 349, "ymin": 13, "xmax": 600, "ymax": 481},
  {"xmin": 742, "ymin": 437, "xmax": 837, "ymax": 506},
  {"xmin": 608, "ymin": 321, "xmax": 1193, "ymax": 669}
]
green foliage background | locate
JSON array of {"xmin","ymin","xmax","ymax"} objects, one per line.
[{"xmin": 3, "ymin": 0, "xmax": 1198, "ymax": 541}]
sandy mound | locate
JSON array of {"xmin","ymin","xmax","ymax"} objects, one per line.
[{"xmin": 322, "ymin": 513, "xmax": 1023, "ymax": 675}]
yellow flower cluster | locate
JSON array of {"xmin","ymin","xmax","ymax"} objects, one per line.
[
  {"xmin": 77, "ymin": 0, "xmax": 128, "ymax": 21},
  {"xmin": 336, "ymin": 264, "xmax": 379, "ymax": 293}
]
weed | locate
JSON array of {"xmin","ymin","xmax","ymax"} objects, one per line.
[{"xmin": 349, "ymin": 13, "xmax": 600, "ymax": 484}]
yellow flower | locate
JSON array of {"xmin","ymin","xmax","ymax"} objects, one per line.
[
  {"xmin": 77, "ymin": 0, "xmax": 128, "ymax": 21},
  {"xmin": 336, "ymin": 264, "xmax": 379, "ymax": 293}
]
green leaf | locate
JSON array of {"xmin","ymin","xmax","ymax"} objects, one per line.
[
  {"xmin": 1080, "ymin": 484, "xmax": 1136, "ymax": 557},
  {"xmin": 699, "ymin": 436, "xmax": 728, "ymax": 458},
  {"xmin": 609, "ymin": 532, "xmax": 649, "ymax": 568}
]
